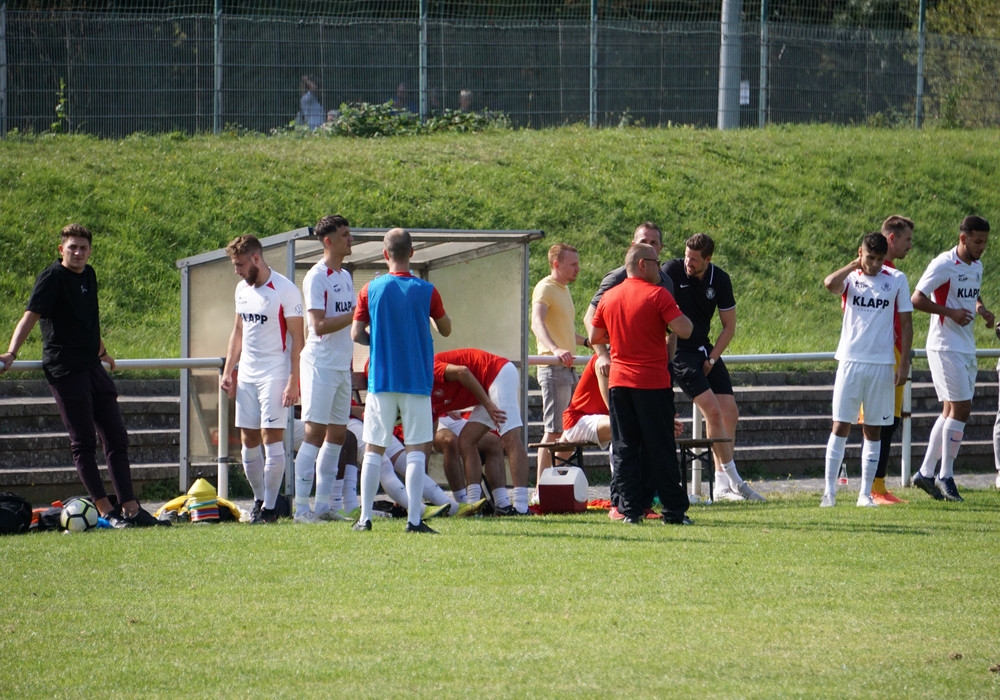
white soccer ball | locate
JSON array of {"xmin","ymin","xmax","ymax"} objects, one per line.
[{"xmin": 60, "ymin": 497, "xmax": 99, "ymax": 532}]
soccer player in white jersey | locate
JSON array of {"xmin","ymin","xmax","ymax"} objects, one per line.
[
  {"xmin": 221, "ymin": 235, "xmax": 304, "ymax": 524},
  {"xmin": 910, "ymin": 215, "xmax": 994, "ymax": 502},
  {"xmin": 821, "ymin": 231, "xmax": 913, "ymax": 507},
  {"xmin": 293, "ymin": 215, "xmax": 357, "ymax": 523}
]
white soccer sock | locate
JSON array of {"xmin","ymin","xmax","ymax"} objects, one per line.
[
  {"xmin": 452, "ymin": 487, "xmax": 467, "ymax": 504},
  {"xmin": 825, "ymin": 433, "xmax": 848, "ymax": 495},
  {"xmin": 513, "ymin": 486, "xmax": 529, "ymax": 513},
  {"xmin": 313, "ymin": 441, "xmax": 342, "ymax": 512},
  {"xmin": 405, "ymin": 452, "xmax": 426, "ymax": 527},
  {"xmin": 714, "ymin": 469, "xmax": 731, "ymax": 492},
  {"xmin": 329, "ymin": 478, "xmax": 345, "ymax": 513},
  {"xmin": 379, "ymin": 456, "xmax": 409, "ymax": 506},
  {"xmin": 293, "ymin": 442, "xmax": 320, "ymax": 512},
  {"xmin": 241, "ymin": 445, "xmax": 265, "ymax": 502},
  {"xmin": 919, "ymin": 415, "xmax": 946, "ymax": 477},
  {"xmin": 342, "ymin": 464, "xmax": 359, "ymax": 512},
  {"xmin": 358, "ymin": 452, "xmax": 382, "ymax": 523},
  {"xmin": 493, "ymin": 486, "xmax": 511, "ymax": 509},
  {"xmin": 721, "ymin": 460, "xmax": 742, "ymax": 487},
  {"xmin": 467, "ymin": 483, "xmax": 482, "ymax": 502},
  {"xmin": 860, "ymin": 438, "xmax": 880, "ymax": 499},
  {"xmin": 262, "ymin": 442, "xmax": 285, "ymax": 510},
  {"xmin": 940, "ymin": 418, "xmax": 965, "ymax": 479},
  {"xmin": 421, "ymin": 478, "xmax": 451, "ymax": 506}
]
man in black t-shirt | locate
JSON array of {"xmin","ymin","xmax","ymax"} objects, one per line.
[
  {"xmin": 1, "ymin": 224, "xmax": 168, "ymax": 528},
  {"xmin": 661, "ymin": 233, "xmax": 764, "ymax": 502}
]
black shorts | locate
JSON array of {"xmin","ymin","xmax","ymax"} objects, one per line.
[{"xmin": 670, "ymin": 348, "xmax": 734, "ymax": 399}]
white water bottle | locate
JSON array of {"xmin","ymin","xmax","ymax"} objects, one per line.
[{"xmin": 837, "ymin": 463, "xmax": 849, "ymax": 489}]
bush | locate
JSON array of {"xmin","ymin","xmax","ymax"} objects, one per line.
[{"xmin": 272, "ymin": 101, "xmax": 511, "ymax": 138}]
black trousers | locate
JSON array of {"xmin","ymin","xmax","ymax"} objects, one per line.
[
  {"xmin": 609, "ymin": 385, "xmax": 688, "ymax": 522},
  {"xmin": 48, "ymin": 364, "xmax": 135, "ymax": 505}
]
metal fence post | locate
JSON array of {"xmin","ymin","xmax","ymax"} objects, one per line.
[
  {"xmin": 758, "ymin": 0, "xmax": 768, "ymax": 128},
  {"xmin": 213, "ymin": 0, "xmax": 222, "ymax": 134},
  {"xmin": 1, "ymin": 4, "xmax": 7, "ymax": 138},
  {"xmin": 915, "ymin": 0, "xmax": 926, "ymax": 128},
  {"xmin": 589, "ymin": 0, "xmax": 597, "ymax": 128},
  {"xmin": 718, "ymin": 0, "xmax": 742, "ymax": 130},
  {"xmin": 419, "ymin": 0, "xmax": 428, "ymax": 123}
]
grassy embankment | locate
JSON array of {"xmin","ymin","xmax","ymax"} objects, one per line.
[{"xmin": 2, "ymin": 126, "xmax": 1000, "ymax": 370}]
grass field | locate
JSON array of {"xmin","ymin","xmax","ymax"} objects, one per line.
[{"xmin": 3, "ymin": 489, "xmax": 1000, "ymax": 698}]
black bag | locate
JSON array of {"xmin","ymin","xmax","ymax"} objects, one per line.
[{"xmin": 0, "ymin": 492, "xmax": 33, "ymax": 535}]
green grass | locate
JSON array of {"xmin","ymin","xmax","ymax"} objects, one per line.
[
  {"xmin": 3, "ymin": 125, "xmax": 1000, "ymax": 372},
  {"xmin": 3, "ymin": 490, "xmax": 1000, "ymax": 698}
]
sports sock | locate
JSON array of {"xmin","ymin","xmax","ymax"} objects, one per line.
[
  {"xmin": 313, "ymin": 441, "xmax": 342, "ymax": 513},
  {"xmin": 293, "ymin": 441, "xmax": 320, "ymax": 513},
  {"xmin": 421, "ymin": 477, "xmax": 451, "ymax": 506},
  {"xmin": 714, "ymin": 469, "xmax": 731, "ymax": 492},
  {"xmin": 876, "ymin": 417, "xmax": 899, "ymax": 479},
  {"xmin": 342, "ymin": 464, "xmax": 359, "ymax": 512},
  {"xmin": 452, "ymin": 487, "xmax": 467, "ymax": 504},
  {"xmin": 513, "ymin": 486, "xmax": 529, "ymax": 513},
  {"xmin": 721, "ymin": 461, "xmax": 742, "ymax": 487},
  {"xmin": 919, "ymin": 415, "xmax": 946, "ymax": 477},
  {"xmin": 940, "ymin": 418, "xmax": 965, "ymax": 479},
  {"xmin": 358, "ymin": 451, "xmax": 382, "ymax": 524},
  {"xmin": 328, "ymin": 478, "xmax": 344, "ymax": 514},
  {"xmin": 467, "ymin": 483, "xmax": 482, "ymax": 502},
  {"xmin": 404, "ymin": 451, "xmax": 426, "ymax": 527},
  {"xmin": 860, "ymin": 438, "xmax": 880, "ymax": 500},
  {"xmin": 493, "ymin": 486, "xmax": 511, "ymax": 509},
  {"xmin": 262, "ymin": 441, "xmax": 285, "ymax": 510},
  {"xmin": 824, "ymin": 433, "xmax": 848, "ymax": 496},
  {"xmin": 993, "ymin": 410, "xmax": 1000, "ymax": 471},
  {"xmin": 871, "ymin": 476, "xmax": 887, "ymax": 495},
  {"xmin": 379, "ymin": 455, "xmax": 409, "ymax": 506},
  {"xmin": 241, "ymin": 445, "xmax": 265, "ymax": 502}
]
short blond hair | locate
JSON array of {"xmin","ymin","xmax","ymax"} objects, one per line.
[{"xmin": 547, "ymin": 243, "xmax": 577, "ymax": 267}]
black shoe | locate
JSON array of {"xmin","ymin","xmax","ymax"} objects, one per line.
[
  {"xmin": 255, "ymin": 507, "xmax": 278, "ymax": 524},
  {"xmin": 111, "ymin": 505, "xmax": 171, "ymax": 528},
  {"xmin": 622, "ymin": 515, "xmax": 643, "ymax": 525},
  {"xmin": 352, "ymin": 519, "xmax": 372, "ymax": 532},
  {"xmin": 493, "ymin": 504, "xmax": 528, "ymax": 517},
  {"xmin": 911, "ymin": 473, "xmax": 945, "ymax": 500},
  {"xmin": 936, "ymin": 477, "xmax": 964, "ymax": 502},
  {"xmin": 249, "ymin": 499, "xmax": 264, "ymax": 523},
  {"xmin": 405, "ymin": 520, "xmax": 438, "ymax": 534},
  {"xmin": 663, "ymin": 514, "xmax": 693, "ymax": 526}
]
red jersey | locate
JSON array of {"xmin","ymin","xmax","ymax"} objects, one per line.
[
  {"xmin": 884, "ymin": 260, "xmax": 904, "ymax": 354},
  {"xmin": 431, "ymin": 348, "xmax": 509, "ymax": 417},
  {"xmin": 591, "ymin": 277, "xmax": 683, "ymax": 390},
  {"xmin": 562, "ymin": 354, "xmax": 608, "ymax": 430}
]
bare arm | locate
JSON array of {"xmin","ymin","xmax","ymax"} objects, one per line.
[
  {"xmin": 532, "ymin": 302, "xmax": 573, "ymax": 367},
  {"xmin": 823, "ymin": 257, "xmax": 860, "ymax": 295},
  {"xmin": 433, "ymin": 313, "xmax": 452, "ymax": 337},
  {"xmin": 911, "ymin": 290, "xmax": 974, "ymax": 326},
  {"xmin": 220, "ymin": 314, "xmax": 243, "ymax": 398},
  {"xmin": 444, "ymin": 364, "xmax": 505, "ymax": 428},
  {"xmin": 0, "ymin": 311, "xmax": 40, "ymax": 374},
  {"xmin": 668, "ymin": 314, "xmax": 693, "ymax": 340},
  {"xmin": 977, "ymin": 296, "xmax": 995, "ymax": 329},
  {"xmin": 283, "ymin": 315, "xmax": 305, "ymax": 407},
  {"xmin": 589, "ymin": 325, "xmax": 610, "ymax": 348},
  {"xmin": 351, "ymin": 319, "xmax": 370, "ymax": 346},
  {"xmin": 585, "ymin": 303, "xmax": 612, "ymax": 377},
  {"xmin": 308, "ymin": 308, "xmax": 354, "ymax": 337},
  {"xmin": 896, "ymin": 312, "xmax": 912, "ymax": 387}
]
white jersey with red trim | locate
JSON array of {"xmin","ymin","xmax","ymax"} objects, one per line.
[
  {"xmin": 914, "ymin": 247, "xmax": 983, "ymax": 354},
  {"xmin": 835, "ymin": 266, "xmax": 912, "ymax": 365},
  {"xmin": 235, "ymin": 270, "xmax": 303, "ymax": 382},
  {"xmin": 301, "ymin": 261, "xmax": 354, "ymax": 371}
]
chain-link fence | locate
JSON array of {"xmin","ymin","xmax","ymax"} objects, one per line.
[{"xmin": 2, "ymin": 1, "xmax": 998, "ymax": 137}]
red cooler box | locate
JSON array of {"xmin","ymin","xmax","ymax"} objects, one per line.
[{"xmin": 538, "ymin": 466, "xmax": 588, "ymax": 513}]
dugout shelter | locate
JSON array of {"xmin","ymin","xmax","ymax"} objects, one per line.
[{"xmin": 175, "ymin": 227, "xmax": 544, "ymax": 492}]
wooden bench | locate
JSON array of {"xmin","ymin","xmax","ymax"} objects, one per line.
[{"xmin": 531, "ymin": 438, "xmax": 732, "ymax": 502}]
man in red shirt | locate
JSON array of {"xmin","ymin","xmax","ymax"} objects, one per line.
[
  {"xmin": 432, "ymin": 348, "xmax": 531, "ymax": 515},
  {"xmin": 590, "ymin": 244, "xmax": 693, "ymax": 525}
]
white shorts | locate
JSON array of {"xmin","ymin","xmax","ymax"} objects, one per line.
[
  {"xmin": 832, "ymin": 361, "xmax": 894, "ymax": 426},
  {"xmin": 927, "ymin": 350, "xmax": 977, "ymax": 403},
  {"xmin": 561, "ymin": 415, "xmax": 610, "ymax": 450},
  {"xmin": 300, "ymin": 365, "xmax": 352, "ymax": 426},
  {"xmin": 235, "ymin": 377, "xmax": 288, "ymax": 430},
  {"xmin": 362, "ymin": 392, "xmax": 433, "ymax": 448},
  {"xmin": 466, "ymin": 362, "xmax": 523, "ymax": 436},
  {"xmin": 436, "ymin": 414, "xmax": 467, "ymax": 437}
]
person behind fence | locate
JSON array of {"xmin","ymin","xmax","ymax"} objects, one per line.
[
  {"xmin": 662, "ymin": 232, "xmax": 764, "ymax": 502},
  {"xmin": 293, "ymin": 215, "xmax": 356, "ymax": 524},
  {"xmin": 351, "ymin": 228, "xmax": 452, "ymax": 533},
  {"xmin": 297, "ymin": 74, "xmax": 325, "ymax": 129},
  {"xmin": 589, "ymin": 243, "xmax": 693, "ymax": 526},
  {"xmin": 910, "ymin": 215, "xmax": 994, "ymax": 502},
  {"xmin": 531, "ymin": 242, "xmax": 588, "ymax": 497},
  {"xmin": 431, "ymin": 348, "xmax": 531, "ymax": 516},
  {"xmin": 821, "ymin": 231, "xmax": 912, "ymax": 508},
  {"xmin": 221, "ymin": 234, "xmax": 304, "ymax": 524},
  {"xmin": 0, "ymin": 224, "xmax": 168, "ymax": 528}
]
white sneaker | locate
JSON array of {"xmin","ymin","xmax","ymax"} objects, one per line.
[
  {"xmin": 856, "ymin": 494, "xmax": 878, "ymax": 508},
  {"xmin": 294, "ymin": 509, "xmax": 320, "ymax": 524},
  {"xmin": 737, "ymin": 481, "xmax": 766, "ymax": 502},
  {"xmin": 820, "ymin": 492, "xmax": 836, "ymax": 508},
  {"xmin": 996, "ymin": 474, "xmax": 1000, "ymax": 489},
  {"xmin": 528, "ymin": 490, "xmax": 540, "ymax": 506},
  {"xmin": 714, "ymin": 485, "xmax": 745, "ymax": 502}
]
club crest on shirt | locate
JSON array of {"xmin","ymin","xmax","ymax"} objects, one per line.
[
  {"xmin": 705, "ymin": 287, "xmax": 715, "ymax": 300},
  {"xmin": 880, "ymin": 280, "xmax": 893, "ymax": 292}
]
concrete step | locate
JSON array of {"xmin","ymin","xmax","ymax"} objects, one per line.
[
  {"xmin": 0, "ymin": 395, "xmax": 179, "ymax": 434},
  {"xmin": 0, "ymin": 428, "xmax": 179, "ymax": 468}
]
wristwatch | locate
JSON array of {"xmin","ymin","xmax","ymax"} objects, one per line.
[{"xmin": 708, "ymin": 357, "xmax": 716, "ymax": 366}]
